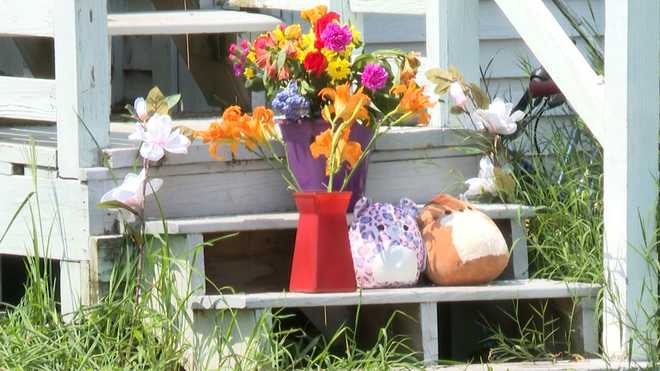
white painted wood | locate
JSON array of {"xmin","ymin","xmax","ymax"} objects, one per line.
[
  {"xmin": 60, "ymin": 261, "xmax": 89, "ymax": 320},
  {"xmin": 0, "ymin": 77, "xmax": 56, "ymax": 122},
  {"xmin": 144, "ymin": 204, "xmax": 534, "ymax": 234},
  {"xmin": 0, "ymin": 175, "xmax": 91, "ymax": 261},
  {"xmin": 0, "ymin": 142, "xmax": 57, "ymax": 168},
  {"xmin": 226, "ymin": 0, "xmax": 328, "ymax": 11},
  {"xmin": 349, "ymin": 0, "xmax": 424, "ymax": 15},
  {"xmin": 54, "ymin": 0, "xmax": 110, "ymax": 178},
  {"xmin": 493, "ymin": 0, "xmax": 606, "ymax": 144},
  {"xmin": 419, "ymin": 302, "xmax": 439, "ymax": 365},
  {"xmin": 191, "ymin": 279, "xmax": 600, "ymax": 309},
  {"xmin": 0, "ymin": 0, "xmax": 54, "ymax": 37},
  {"xmin": 425, "ymin": 0, "xmax": 479, "ymax": 128},
  {"xmin": 107, "ymin": 11, "xmax": 282, "ymax": 36},
  {"xmin": 601, "ymin": 0, "xmax": 659, "ymax": 361},
  {"xmin": 509, "ymin": 218, "xmax": 529, "ymax": 279},
  {"xmin": 192, "ymin": 309, "xmax": 265, "ymax": 370}
]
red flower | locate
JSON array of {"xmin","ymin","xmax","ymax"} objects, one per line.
[
  {"xmin": 314, "ymin": 11, "xmax": 340, "ymax": 49},
  {"xmin": 303, "ymin": 51, "xmax": 328, "ymax": 77}
]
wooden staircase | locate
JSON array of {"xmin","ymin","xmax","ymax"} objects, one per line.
[{"xmin": 90, "ymin": 189, "xmax": 600, "ymax": 368}]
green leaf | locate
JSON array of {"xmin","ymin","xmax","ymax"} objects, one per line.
[
  {"xmin": 146, "ymin": 86, "xmax": 169, "ymax": 115},
  {"xmin": 494, "ymin": 167, "xmax": 516, "ymax": 196},
  {"xmin": 125, "ymin": 103, "xmax": 137, "ymax": 118},
  {"xmin": 425, "ymin": 68, "xmax": 453, "ymax": 83},
  {"xmin": 450, "ymin": 105, "xmax": 464, "ymax": 115},
  {"xmin": 164, "ymin": 94, "xmax": 181, "ymax": 110},
  {"xmin": 433, "ymin": 80, "xmax": 451, "ymax": 95},
  {"xmin": 469, "ymin": 83, "xmax": 490, "ymax": 109},
  {"xmin": 276, "ymin": 49, "xmax": 287, "ymax": 72},
  {"xmin": 97, "ymin": 200, "xmax": 140, "ymax": 217}
]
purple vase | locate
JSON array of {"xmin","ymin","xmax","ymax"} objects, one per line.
[{"xmin": 279, "ymin": 117, "xmax": 373, "ymax": 211}]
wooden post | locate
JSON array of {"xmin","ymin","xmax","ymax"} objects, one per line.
[
  {"xmin": 425, "ymin": 0, "xmax": 479, "ymax": 128},
  {"xmin": 54, "ymin": 0, "xmax": 110, "ymax": 178},
  {"xmin": 419, "ymin": 302, "xmax": 439, "ymax": 365},
  {"xmin": 602, "ymin": 0, "xmax": 659, "ymax": 360},
  {"xmin": 60, "ymin": 260, "xmax": 89, "ymax": 320}
]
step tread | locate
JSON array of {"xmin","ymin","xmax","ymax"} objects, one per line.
[
  {"xmin": 144, "ymin": 203, "xmax": 536, "ymax": 234},
  {"xmin": 107, "ymin": 10, "xmax": 281, "ymax": 36},
  {"xmin": 191, "ymin": 279, "xmax": 598, "ymax": 310},
  {"xmin": 430, "ymin": 359, "xmax": 647, "ymax": 370}
]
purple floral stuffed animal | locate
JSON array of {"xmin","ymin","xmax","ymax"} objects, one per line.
[{"xmin": 349, "ymin": 197, "xmax": 425, "ymax": 288}]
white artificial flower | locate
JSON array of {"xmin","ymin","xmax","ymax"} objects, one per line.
[
  {"xmin": 449, "ymin": 81, "xmax": 468, "ymax": 109},
  {"xmin": 100, "ymin": 169, "xmax": 163, "ymax": 221},
  {"xmin": 470, "ymin": 97, "xmax": 524, "ymax": 135},
  {"xmin": 463, "ymin": 156, "xmax": 497, "ymax": 198},
  {"xmin": 129, "ymin": 114, "xmax": 190, "ymax": 162},
  {"xmin": 134, "ymin": 97, "xmax": 148, "ymax": 121}
]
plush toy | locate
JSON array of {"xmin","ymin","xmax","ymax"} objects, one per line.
[
  {"xmin": 418, "ymin": 194, "xmax": 509, "ymax": 285},
  {"xmin": 349, "ymin": 197, "xmax": 425, "ymax": 288}
]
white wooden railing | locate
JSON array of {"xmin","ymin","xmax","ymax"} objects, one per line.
[{"xmin": 0, "ymin": 0, "xmax": 110, "ymax": 179}]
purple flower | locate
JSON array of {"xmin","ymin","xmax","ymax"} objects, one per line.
[
  {"xmin": 361, "ymin": 63, "xmax": 389, "ymax": 91},
  {"xmin": 272, "ymin": 81, "xmax": 310, "ymax": 121},
  {"xmin": 320, "ymin": 23, "xmax": 353, "ymax": 52},
  {"xmin": 232, "ymin": 63, "xmax": 245, "ymax": 77}
]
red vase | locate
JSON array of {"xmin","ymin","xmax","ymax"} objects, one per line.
[{"xmin": 289, "ymin": 192, "xmax": 357, "ymax": 293}]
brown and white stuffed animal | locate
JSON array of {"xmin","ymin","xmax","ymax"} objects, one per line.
[{"xmin": 418, "ymin": 194, "xmax": 509, "ymax": 285}]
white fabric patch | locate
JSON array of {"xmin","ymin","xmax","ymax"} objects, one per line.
[
  {"xmin": 372, "ymin": 244, "xmax": 418, "ymax": 284},
  {"xmin": 440, "ymin": 210, "xmax": 508, "ymax": 263}
]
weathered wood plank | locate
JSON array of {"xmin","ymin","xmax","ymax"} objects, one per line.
[
  {"xmin": 349, "ymin": 0, "xmax": 424, "ymax": 15},
  {"xmin": 0, "ymin": 77, "xmax": 56, "ymax": 122},
  {"xmin": 143, "ymin": 204, "xmax": 535, "ymax": 234},
  {"xmin": 419, "ymin": 302, "xmax": 439, "ymax": 365},
  {"xmin": 108, "ymin": 10, "xmax": 281, "ymax": 36},
  {"xmin": 0, "ymin": 0, "xmax": 54, "ymax": 37},
  {"xmin": 54, "ymin": 0, "xmax": 110, "ymax": 177},
  {"xmin": 191, "ymin": 279, "xmax": 600, "ymax": 309},
  {"xmin": 226, "ymin": 0, "xmax": 328, "ymax": 11},
  {"xmin": 601, "ymin": 0, "xmax": 659, "ymax": 360},
  {"xmin": 60, "ymin": 261, "xmax": 89, "ymax": 320},
  {"xmin": 0, "ymin": 175, "xmax": 91, "ymax": 261},
  {"xmin": 425, "ymin": 0, "xmax": 479, "ymax": 128}
]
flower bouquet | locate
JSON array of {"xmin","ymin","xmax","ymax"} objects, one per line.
[
  {"xmin": 195, "ymin": 6, "xmax": 433, "ymax": 292},
  {"xmin": 425, "ymin": 66, "xmax": 525, "ymax": 202}
]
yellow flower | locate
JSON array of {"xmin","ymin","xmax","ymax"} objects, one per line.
[
  {"xmin": 284, "ymin": 24, "xmax": 302, "ymax": 40},
  {"xmin": 301, "ymin": 5, "xmax": 327, "ymax": 25},
  {"xmin": 350, "ymin": 25, "xmax": 362, "ymax": 46},
  {"xmin": 243, "ymin": 68, "xmax": 255, "ymax": 79},
  {"xmin": 246, "ymin": 51, "xmax": 256, "ymax": 63},
  {"xmin": 298, "ymin": 31, "xmax": 316, "ymax": 62},
  {"xmin": 272, "ymin": 26, "xmax": 286, "ymax": 47},
  {"xmin": 326, "ymin": 58, "xmax": 351, "ymax": 82}
]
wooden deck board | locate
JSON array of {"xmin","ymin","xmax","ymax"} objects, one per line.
[
  {"xmin": 107, "ymin": 10, "xmax": 281, "ymax": 36},
  {"xmin": 144, "ymin": 204, "xmax": 536, "ymax": 234},
  {"xmin": 190, "ymin": 279, "xmax": 600, "ymax": 310}
]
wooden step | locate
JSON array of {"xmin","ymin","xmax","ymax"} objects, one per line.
[
  {"xmin": 143, "ymin": 203, "xmax": 535, "ymax": 234},
  {"xmin": 191, "ymin": 279, "xmax": 598, "ymax": 310},
  {"xmin": 430, "ymin": 359, "xmax": 648, "ymax": 371},
  {"xmin": 107, "ymin": 10, "xmax": 282, "ymax": 36},
  {"xmin": 189, "ymin": 279, "xmax": 599, "ymax": 368}
]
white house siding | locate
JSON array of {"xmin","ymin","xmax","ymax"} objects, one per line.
[{"xmin": 361, "ymin": 0, "xmax": 604, "ymax": 120}]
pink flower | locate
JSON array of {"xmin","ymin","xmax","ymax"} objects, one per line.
[
  {"xmin": 100, "ymin": 169, "xmax": 163, "ymax": 221},
  {"xmin": 449, "ymin": 81, "xmax": 468, "ymax": 108},
  {"xmin": 320, "ymin": 22, "xmax": 353, "ymax": 52},
  {"xmin": 361, "ymin": 63, "xmax": 389, "ymax": 92},
  {"xmin": 129, "ymin": 114, "xmax": 191, "ymax": 161}
]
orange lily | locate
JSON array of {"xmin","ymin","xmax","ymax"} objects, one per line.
[
  {"xmin": 318, "ymin": 82, "xmax": 371, "ymax": 125},
  {"xmin": 310, "ymin": 128, "xmax": 363, "ymax": 176},
  {"xmin": 195, "ymin": 118, "xmax": 241, "ymax": 159},
  {"xmin": 391, "ymin": 81, "xmax": 435, "ymax": 125},
  {"xmin": 240, "ymin": 106, "xmax": 275, "ymax": 150}
]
